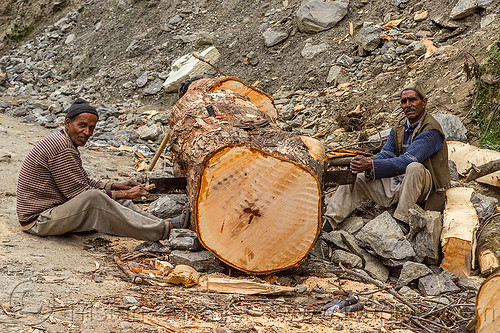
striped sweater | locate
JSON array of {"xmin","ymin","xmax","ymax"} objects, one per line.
[{"xmin": 16, "ymin": 129, "xmax": 107, "ymax": 227}]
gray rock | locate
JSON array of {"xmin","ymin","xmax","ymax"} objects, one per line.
[
  {"xmin": 399, "ymin": 286, "xmax": 420, "ymax": 297},
  {"xmin": 136, "ymin": 72, "xmax": 148, "ymax": 88},
  {"xmin": 163, "ymin": 46, "xmax": 221, "ymax": 93},
  {"xmin": 450, "ymin": 0, "xmax": 478, "ymax": 20},
  {"xmin": 457, "ymin": 276, "xmax": 483, "ymax": 290},
  {"xmin": 148, "ymin": 195, "xmax": 186, "ymax": 219},
  {"xmin": 301, "ymin": 40, "xmax": 329, "ymax": 59},
  {"xmin": 262, "ymin": 28, "xmax": 289, "ymax": 47},
  {"xmin": 355, "ymin": 211, "xmax": 416, "ymax": 260},
  {"xmin": 356, "ymin": 26, "xmax": 382, "ymax": 52},
  {"xmin": 138, "ymin": 124, "xmax": 161, "ymax": 141},
  {"xmin": 397, "ymin": 261, "xmax": 433, "ymax": 288},
  {"xmin": 167, "ymin": 229, "xmax": 202, "ymax": 251},
  {"xmin": 97, "ymin": 104, "xmax": 123, "ymax": 119},
  {"xmin": 168, "ymin": 250, "xmax": 224, "ymax": 273},
  {"xmin": 481, "ymin": 14, "xmax": 498, "ymax": 29},
  {"xmin": 432, "ymin": 113, "xmax": 467, "ymax": 142},
  {"xmin": 449, "ymin": 160, "xmax": 459, "ymax": 182},
  {"xmin": 337, "ymin": 216, "xmax": 364, "ymax": 234},
  {"xmin": 407, "ymin": 41, "xmax": 426, "ymax": 56},
  {"xmin": 123, "ymin": 296, "xmax": 138, "ymax": 305},
  {"xmin": 295, "ymin": 0, "xmax": 349, "ymax": 33},
  {"xmin": 418, "ymin": 274, "xmax": 460, "ymax": 296},
  {"xmin": 392, "ymin": 0, "xmax": 410, "ymax": 7},
  {"xmin": 143, "ymin": 78, "xmax": 163, "ymax": 95},
  {"xmin": 431, "ymin": 14, "xmax": 461, "ymax": 28},
  {"xmin": 326, "ymin": 66, "xmax": 342, "ymax": 85},
  {"xmin": 336, "ymin": 231, "xmax": 389, "ymax": 282},
  {"xmin": 471, "ymin": 192, "xmax": 498, "ymax": 223},
  {"xmin": 408, "ymin": 205, "xmax": 442, "ymax": 265},
  {"xmin": 331, "ymin": 249, "xmax": 363, "ymax": 268},
  {"xmin": 336, "ymin": 54, "xmax": 354, "ymax": 67}
]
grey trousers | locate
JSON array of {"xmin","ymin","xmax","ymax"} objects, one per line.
[
  {"xmin": 325, "ymin": 162, "xmax": 432, "ymax": 229},
  {"xmin": 26, "ymin": 190, "xmax": 169, "ymax": 241}
]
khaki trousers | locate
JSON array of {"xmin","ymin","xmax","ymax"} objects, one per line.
[
  {"xmin": 26, "ymin": 190, "xmax": 169, "ymax": 241},
  {"xmin": 325, "ymin": 162, "xmax": 432, "ymax": 228}
]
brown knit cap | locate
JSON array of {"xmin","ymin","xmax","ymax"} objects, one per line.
[{"xmin": 402, "ymin": 80, "xmax": 426, "ymax": 100}]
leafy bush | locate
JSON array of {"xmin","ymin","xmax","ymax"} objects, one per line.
[
  {"xmin": 7, "ymin": 23, "xmax": 34, "ymax": 42},
  {"xmin": 470, "ymin": 37, "xmax": 500, "ymax": 151}
]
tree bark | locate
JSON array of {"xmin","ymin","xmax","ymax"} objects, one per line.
[
  {"xmin": 168, "ymin": 76, "xmax": 327, "ymax": 274},
  {"xmin": 476, "ymin": 213, "xmax": 500, "ymax": 276}
]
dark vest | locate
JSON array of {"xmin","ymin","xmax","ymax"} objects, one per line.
[{"xmin": 394, "ymin": 112, "xmax": 450, "ymax": 211}]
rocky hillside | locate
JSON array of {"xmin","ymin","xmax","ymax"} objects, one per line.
[{"xmin": 0, "ymin": 0, "xmax": 499, "ymax": 156}]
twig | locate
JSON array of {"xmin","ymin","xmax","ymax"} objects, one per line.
[
  {"xmin": 339, "ymin": 263, "xmax": 419, "ymax": 313},
  {"xmin": 113, "ymin": 255, "xmax": 143, "ymax": 284}
]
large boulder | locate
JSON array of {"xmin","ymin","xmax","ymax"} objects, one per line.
[
  {"xmin": 355, "ymin": 211, "xmax": 416, "ymax": 260},
  {"xmin": 162, "ymin": 46, "xmax": 221, "ymax": 93},
  {"xmin": 355, "ymin": 26, "xmax": 382, "ymax": 52},
  {"xmin": 295, "ymin": 0, "xmax": 349, "ymax": 34}
]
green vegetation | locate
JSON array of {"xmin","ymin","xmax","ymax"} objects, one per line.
[
  {"xmin": 469, "ymin": 37, "xmax": 500, "ymax": 151},
  {"xmin": 7, "ymin": 22, "xmax": 33, "ymax": 42}
]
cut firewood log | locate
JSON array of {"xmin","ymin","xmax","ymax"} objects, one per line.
[
  {"xmin": 475, "ymin": 272, "xmax": 500, "ymax": 333},
  {"xmin": 448, "ymin": 141, "xmax": 500, "ymax": 187},
  {"xmin": 205, "ymin": 277, "xmax": 295, "ymax": 295},
  {"xmin": 441, "ymin": 187, "xmax": 479, "ymax": 277},
  {"xmin": 476, "ymin": 213, "xmax": 500, "ymax": 276},
  {"xmin": 168, "ymin": 76, "xmax": 327, "ymax": 274}
]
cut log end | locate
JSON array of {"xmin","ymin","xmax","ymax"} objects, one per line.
[
  {"xmin": 475, "ymin": 273, "xmax": 500, "ymax": 333},
  {"xmin": 195, "ymin": 145, "xmax": 321, "ymax": 274}
]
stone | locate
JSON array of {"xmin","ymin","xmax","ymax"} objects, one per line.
[
  {"xmin": 0, "ymin": 68, "xmax": 7, "ymax": 85},
  {"xmin": 409, "ymin": 41, "xmax": 427, "ymax": 56},
  {"xmin": 392, "ymin": 0, "xmax": 410, "ymax": 7},
  {"xmin": 336, "ymin": 231, "xmax": 389, "ymax": 282},
  {"xmin": 481, "ymin": 14, "xmax": 498, "ymax": 29},
  {"xmin": 457, "ymin": 276, "xmax": 484, "ymax": 290},
  {"xmin": 336, "ymin": 216, "xmax": 364, "ymax": 234},
  {"xmin": 295, "ymin": 0, "xmax": 349, "ymax": 33},
  {"xmin": 148, "ymin": 194, "xmax": 186, "ymax": 219},
  {"xmin": 65, "ymin": 34, "xmax": 75, "ymax": 44},
  {"xmin": 431, "ymin": 14, "xmax": 460, "ymax": 28},
  {"xmin": 136, "ymin": 72, "xmax": 148, "ymax": 88},
  {"xmin": 331, "ymin": 249, "xmax": 363, "ymax": 268},
  {"xmin": 336, "ymin": 54, "xmax": 354, "ymax": 67},
  {"xmin": 471, "ymin": 192, "xmax": 498, "ymax": 223},
  {"xmin": 368, "ymin": 128, "xmax": 391, "ymax": 145},
  {"xmin": 123, "ymin": 296, "xmax": 138, "ymax": 305},
  {"xmin": 414, "ymin": 10, "xmax": 428, "ymax": 22},
  {"xmin": 432, "ymin": 113, "xmax": 467, "ymax": 142},
  {"xmin": 137, "ymin": 124, "xmax": 161, "ymax": 141},
  {"xmin": 168, "ymin": 250, "xmax": 224, "ymax": 273},
  {"xmin": 450, "ymin": 0, "xmax": 478, "ymax": 20},
  {"xmin": 167, "ymin": 229, "xmax": 203, "ymax": 251},
  {"xmin": 407, "ymin": 205, "xmax": 442, "ymax": 265},
  {"xmin": 326, "ymin": 66, "xmax": 342, "ymax": 85},
  {"xmin": 356, "ymin": 26, "xmax": 382, "ymax": 52},
  {"xmin": 143, "ymin": 78, "xmax": 163, "ymax": 95},
  {"xmin": 449, "ymin": 160, "xmax": 459, "ymax": 181},
  {"xmin": 262, "ymin": 28, "xmax": 289, "ymax": 47},
  {"xmin": 418, "ymin": 274, "xmax": 460, "ymax": 296},
  {"xmin": 163, "ymin": 46, "xmax": 221, "ymax": 93},
  {"xmin": 399, "ymin": 286, "xmax": 420, "ymax": 297},
  {"xmin": 397, "ymin": 261, "xmax": 433, "ymax": 288},
  {"xmin": 301, "ymin": 40, "xmax": 329, "ymax": 59},
  {"xmin": 355, "ymin": 211, "xmax": 416, "ymax": 260}
]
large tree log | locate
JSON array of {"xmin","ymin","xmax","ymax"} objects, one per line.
[
  {"xmin": 476, "ymin": 213, "xmax": 500, "ymax": 276},
  {"xmin": 448, "ymin": 141, "xmax": 500, "ymax": 187},
  {"xmin": 475, "ymin": 272, "xmax": 500, "ymax": 333},
  {"xmin": 168, "ymin": 76, "xmax": 327, "ymax": 274},
  {"xmin": 441, "ymin": 187, "xmax": 479, "ymax": 277}
]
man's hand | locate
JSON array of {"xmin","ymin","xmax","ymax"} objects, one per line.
[
  {"xmin": 350, "ymin": 155, "xmax": 373, "ymax": 173},
  {"xmin": 112, "ymin": 179, "xmax": 141, "ymax": 190},
  {"xmin": 115, "ymin": 184, "xmax": 149, "ymax": 200}
]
